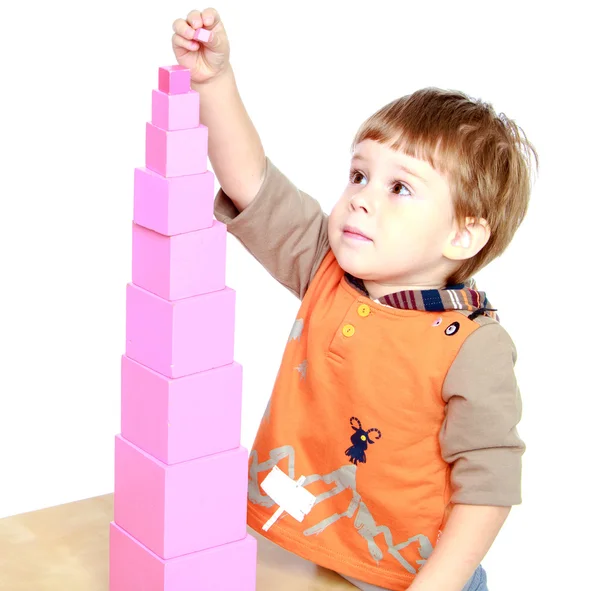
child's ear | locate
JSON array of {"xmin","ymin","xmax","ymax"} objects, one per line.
[{"xmin": 443, "ymin": 217, "xmax": 491, "ymax": 261}]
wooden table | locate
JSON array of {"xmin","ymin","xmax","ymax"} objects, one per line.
[{"xmin": 0, "ymin": 494, "xmax": 353, "ymax": 590}]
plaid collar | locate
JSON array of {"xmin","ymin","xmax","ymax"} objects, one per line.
[{"xmin": 345, "ymin": 274, "xmax": 498, "ymax": 321}]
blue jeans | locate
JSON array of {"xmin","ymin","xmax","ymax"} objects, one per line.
[
  {"xmin": 340, "ymin": 564, "xmax": 488, "ymax": 590},
  {"xmin": 463, "ymin": 565, "xmax": 488, "ymax": 590}
]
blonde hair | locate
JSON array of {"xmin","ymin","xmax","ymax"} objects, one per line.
[{"xmin": 351, "ymin": 88, "xmax": 539, "ymax": 285}]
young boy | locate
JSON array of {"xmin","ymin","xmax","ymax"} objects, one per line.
[{"xmin": 172, "ymin": 8, "xmax": 537, "ymax": 591}]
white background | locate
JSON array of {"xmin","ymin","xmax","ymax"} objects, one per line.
[{"xmin": 1, "ymin": 1, "xmax": 598, "ymax": 589}]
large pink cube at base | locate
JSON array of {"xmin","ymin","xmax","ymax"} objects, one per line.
[
  {"xmin": 114, "ymin": 436, "xmax": 249, "ymax": 559},
  {"xmin": 109, "ymin": 523, "xmax": 257, "ymax": 591},
  {"xmin": 125, "ymin": 283, "xmax": 235, "ymax": 378},
  {"xmin": 152, "ymin": 89, "xmax": 200, "ymax": 131},
  {"xmin": 146, "ymin": 122, "xmax": 208, "ymax": 178},
  {"xmin": 158, "ymin": 65, "xmax": 191, "ymax": 95},
  {"xmin": 120, "ymin": 356, "xmax": 242, "ymax": 465},
  {"xmin": 132, "ymin": 220, "xmax": 226, "ymax": 301},
  {"xmin": 133, "ymin": 168, "xmax": 214, "ymax": 236}
]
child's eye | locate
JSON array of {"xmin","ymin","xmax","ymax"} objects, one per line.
[
  {"xmin": 349, "ymin": 169, "xmax": 366, "ymax": 185},
  {"xmin": 392, "ymin": 182, "xmax": 411, "ymax": 197}
]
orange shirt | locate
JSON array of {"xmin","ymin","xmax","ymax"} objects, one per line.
[{"xmin": 246, "ymin": 250, "xmax": 481, "ymax": 590}]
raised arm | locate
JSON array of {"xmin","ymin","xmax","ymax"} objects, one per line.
[
  {"xmin": 172, "ymin": 8, "xmax": 330, "ymax": 298},
  {"xmin": 193, "ymin": 64, "xmax": 266, "ymax": 212},
  {"xmin": 172, "ymin": 7, "xmax": 266, "ymax": 211}
]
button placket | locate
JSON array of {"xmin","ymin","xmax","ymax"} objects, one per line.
[{"xmin": 341, "ymin": 302, "xmax": 372, "ymax": 338}]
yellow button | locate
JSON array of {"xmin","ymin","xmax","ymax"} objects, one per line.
[
  {"xmin": 342, "ymin": 324, "xmax": 355, "ymax": 337},
  {"xmin": 358, "ymin": 304, "xmax": 371, "ymax": 317}
]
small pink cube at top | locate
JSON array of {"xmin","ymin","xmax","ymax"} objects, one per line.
[
  {"xmin": 193, "ymin": 28, "xmax": 213, "ymax": 42},
  {"xmin": 158, "ymin": 65, "xmax": 191, "ymax": 95}
]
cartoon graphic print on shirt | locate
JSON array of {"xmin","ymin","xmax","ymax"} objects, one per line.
[
  {"xmin": 444, "ymin": 321, "xmax": 460, "ymax": 336},
  {"xmin": 344, "ymin": 416, "xmax": 382, "ymax": 465},
  {"xmin": 262, "ymin": 317, "xmax": 306, "ymax": 424},
  {"xmin": 294, "ymin": 359, "xmax": 308, "ymax": 379},
  {"xmin": 288, "ymin": 318, "xmax": 304, "ymax": 342},
  {"xmin": 248, "ymin": 446, "xmax": 434, "ymax": 574},
  {"xmin": 431, "ymin": 316, "xmax": 461, "ymax": 336}
]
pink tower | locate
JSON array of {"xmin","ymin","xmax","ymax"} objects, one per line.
[{"xmin": 109, "ymin": 63, "xmax": 258, "ymax": 590}]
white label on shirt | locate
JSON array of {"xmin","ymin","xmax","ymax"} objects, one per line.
[{"xmin": 260, "ymin": 466, "xmax": 316, "ymax": 523}]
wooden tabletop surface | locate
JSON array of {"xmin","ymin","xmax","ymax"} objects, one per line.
[{"xmin": 0, "ymin": 493, "xmax": 354, "ymax": 590}]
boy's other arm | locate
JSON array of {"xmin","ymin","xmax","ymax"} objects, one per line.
[
  {"xmin": 410, "ymin": 319, "xmax": 525, "ymax": 590},
  {"xmin": 440, "ymin": 319, "xmax": 525, "ymax": 507},
  {"xmin": 192, "ymin": 64, "xmax": 266, "ymax": 212}
]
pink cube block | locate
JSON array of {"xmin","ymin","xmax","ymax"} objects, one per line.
[
  {"xmin": 132, "ymin": 220, "xmax": 226, "ymax": 300},
  {"xmin": 120, "ymin": 356, "xmax": 242, "ymax": 465},
  {"xmin": 152, "ymin": 89, "xmax": 200, "ymax": 131},
  {"xmin": 109, "ymin": 523, "xmax": 257, "ymax": 591},
  {"xmin": 133, "ymin": 168, "xmax": 214, "ymax": 236},
  {"xmin": 158, "ymin": 65, "xmax": 191, "ymax": 95},
  {"xmin": 125, "ymin": 283, "xmax": 235, "ymax": 378},
  {"xmin": 193, "ymin": 28, "xmax": 213, "ymax": 43},
  {"xmin": 146, "ymin": 122, "xmax": 208, "ymax": 178},
  {"xmin": 114, "ymin": 436, "xmax": 248, "ymax": 559}
]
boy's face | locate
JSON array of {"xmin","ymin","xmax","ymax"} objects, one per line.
[{"xmin": 328, "ymin": 139, "xmax": 459, "ymax": 295}]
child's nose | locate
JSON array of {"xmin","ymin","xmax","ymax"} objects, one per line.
[{"xmin": 349, "ymin": 192, "xmax": 374, "ymax": 213}]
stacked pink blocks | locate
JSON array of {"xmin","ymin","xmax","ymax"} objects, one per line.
[{"xmin": 109, "ymin": 62, "xmax": 257, "ymax": 591}]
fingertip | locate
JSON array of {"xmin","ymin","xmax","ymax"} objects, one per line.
[
  {"xmin": 203, "ymin": 7, "xmax": 218, "ymax": 26},
  {"xmin": 187, "ymin": 9, "xmax": 202, "ymax": 21}
]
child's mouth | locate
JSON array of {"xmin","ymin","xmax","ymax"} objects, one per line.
[{"xmin": 343, "ymin": 226, "xmax": 372, "ymax": 242}]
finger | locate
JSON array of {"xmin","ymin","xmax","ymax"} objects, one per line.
[
  {"xmin": 172, "ymin": 33, "xmax": 200, "ymax": 53},
  {"xmin": 172, "ymin": 17, "xmax": 196, "ymax": 40},
  {"xmin": 186, "ymin": 9, "xmax": 204, "ymax": 28},
  {"xmin": 201, "ymin": 7, "xmax": 221, "ymax": 28}
]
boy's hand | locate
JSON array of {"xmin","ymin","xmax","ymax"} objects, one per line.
[{"xmin": 171, "ymin": 7, "xmax": 231, "ymax": 85}]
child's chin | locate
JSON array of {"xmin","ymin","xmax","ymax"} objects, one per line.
[{"xmin": 334, "ymin": 251, "xmax": 369, "ymax": 278}]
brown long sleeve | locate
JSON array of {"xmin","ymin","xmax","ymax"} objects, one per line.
[
  {"xmin": 440, "ymin": 315, "xmax": 525, "ymax": 506},
  {"xmin": 213, "ymin": 156, "xmax": 330, "ymax": 299}
]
